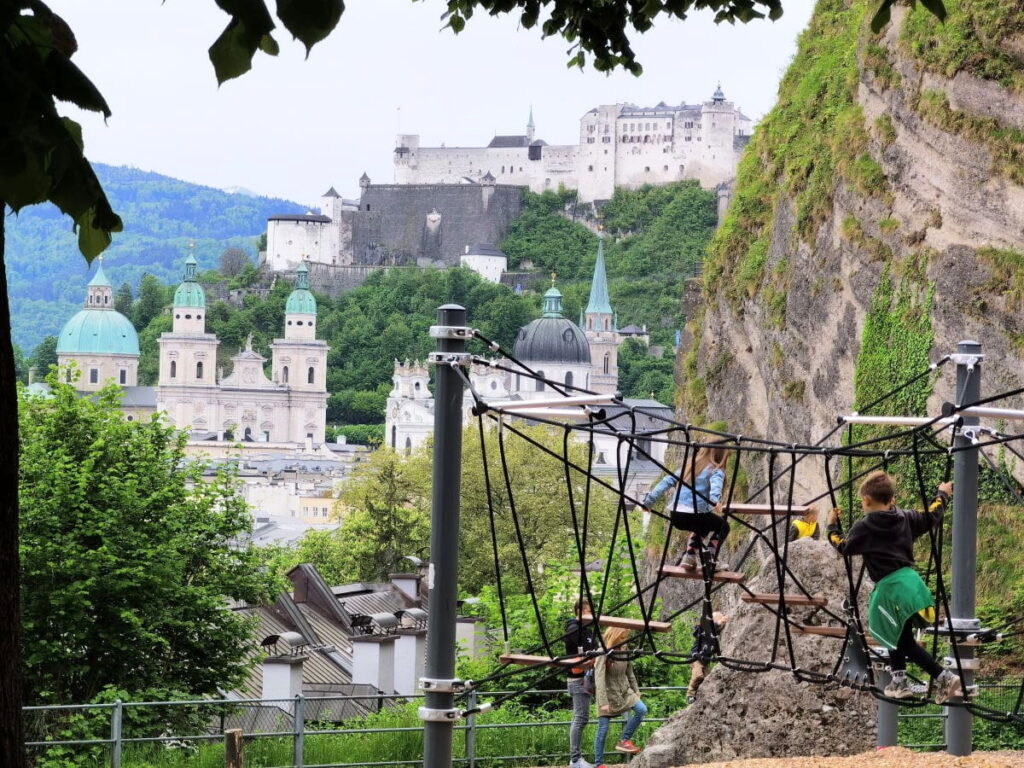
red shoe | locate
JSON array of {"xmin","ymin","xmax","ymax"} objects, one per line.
[{"xmin": 615, "ymin": 739, "xmax": 641, "ymax": 754}]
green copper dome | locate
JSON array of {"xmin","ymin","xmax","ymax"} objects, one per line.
[
  {"xmin": 173, "ymin": 254, "xmax": 206, "ymax": 308},
  {"xmin": 56, "ymin": 309, "xmax": 140, "ymax": 356},
  {"xmin": 286, "ymin": 262, "xmax": 317, "ymax": 315}
]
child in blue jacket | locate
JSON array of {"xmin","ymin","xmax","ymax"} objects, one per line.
[{"xmin": 641, "ymin": 445, "xmax": 730, "ymax": 570}]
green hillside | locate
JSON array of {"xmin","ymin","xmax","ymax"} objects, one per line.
[{"xmin": 5, "ymin": 163, "xmax": 305, "ymax": 352}]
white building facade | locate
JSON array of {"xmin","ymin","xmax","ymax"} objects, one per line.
[{"xmin": 394, "ymin": 90, "xmax": 751, "ymax": 202}]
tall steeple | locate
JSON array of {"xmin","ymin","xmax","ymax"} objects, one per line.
[
  {"xmin": 527, "ymin": 105, "xmax": 536, "ymax": 143},
  {"xmin": 585, "ymin": 228, "xmax": 614, "ymax": 332}
]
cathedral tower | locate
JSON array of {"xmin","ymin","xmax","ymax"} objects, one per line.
[
  {"xmin": 584, "ymin": 229, "xmax": 621, "ymax": 395},
  {"xmin": 158, "ymin": 251, "xmax": 220, "ymax": 388}
]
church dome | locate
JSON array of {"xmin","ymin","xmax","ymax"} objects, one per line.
[
  {"xmin": 513, "ymin": 285, "xmax": 590, "ymax": 364},
  {"xmin": 56, "ymin": 309, "xmax": 140, "ymax": 356},
  {"xmin": 285, "ymin": 262, "xmax": 317, "ymax": 315},
  {"xmin": 173, "ymin": 254, "xmax": 206, "ymax": 308}
]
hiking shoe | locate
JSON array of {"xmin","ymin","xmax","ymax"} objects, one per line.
[
  {"xmin": 883, "ymin": 677, "xmax": 914, "ymax": 700},
  {"xmin": 680, "ymin": 552, "xmax": 698, "ymax": 570},
  {"xmin": 570, "ymin": 760, "xmax": 595, "ymax": 768},
  {"xmin": 615, "ymin": 739, "xmax": 641, "ymax": 754},
  {"xmin": 687, "ymin": 694, "xmax": 696, "ymax": 705},
  {"xmin": 934, "ymin": 670, "xmax": 963, "ymax": 704}
]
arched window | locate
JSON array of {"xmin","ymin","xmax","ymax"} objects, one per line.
[
  {"xmin": 391, "ymin": 425, "xmax": 397, "ymax": 449},
  {"xmin": 244, "ymin": 427, "xmax": 253, "ymax": 441},
  {"xmin": 196, "ymin": 361, "xmax": 204, "ymax": 379},
  {"xmin": 603, "ymin": 353, "xmax": 610, "ymax": 375},
  {"xmin": 307, "ymin": 366, "xmax": 315, "ymax": 384},
  {"xmin": 404, "ymin": 436, "xmax": 412, "ymax": 455},
  {"xmin": 535, "ymin": 371, "xmax": 545, "ymax": 392},
  {"xmin": 170, "ymin": 360, "xmax": 177, "ymax": 379},
  {"xmin": 565, "ymin": 371, "xmax": 574, "ymax": 390},
  {"xmin": 89, "ymin": 368, "xmax": 98, "ymax": 384},
  {"xmin": 282, "ymin": 366, "xmax": 289, "ymax": 383}
]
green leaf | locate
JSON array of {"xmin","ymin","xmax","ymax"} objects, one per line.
[
  {"xmin": 259, "ymin": 33, "xmax": 280, "ymax": 55},
  {"xmin": 870, "ymin": 0, "xmax": 892, "ymax": 33},
  {"xmin": 45, "ymin": 54, "xmax": 112, "ymax": 116},
  {"xmin": 275, "ymin": 0, "xmax": 344, "ymax": 54},
  {"xmin": 209, "ymin": 0, "xmax": 277, "ymax": 83}
]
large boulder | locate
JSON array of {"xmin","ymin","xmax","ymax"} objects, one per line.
[{"xmin": 636, "ymin": 539, "xmax": 876, "ymax": 768}]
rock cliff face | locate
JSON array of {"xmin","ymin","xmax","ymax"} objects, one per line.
[{"xmin": 687, "ymin": 0, "xmax": 1024, "ymax": 498}]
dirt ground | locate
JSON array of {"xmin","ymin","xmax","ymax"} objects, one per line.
[{"xmin": 677, "ymin": 747, "xmax": 1024, "ymax": 768}]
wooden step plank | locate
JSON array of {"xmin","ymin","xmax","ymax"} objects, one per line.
[
  {"xmin": 792, "ymin": 624, "xmax": 847, "ymax": 638},
  {"xmin": 660, "ymin": 565, "xmax": 745, "ymax": 584},
  {"xmin": 582, "ymin": 614, "xmax": 672, "ymax": 633},
  {"xmin": 499, "ymin": 653, "xmax": 584, "ymax": 668},
  {"xmin": 741, "ymin": 592, "xmax": 828, "ymax": 607},
  {"xmin": 726, "ymin": 503, "xmax": 811, "ymax": 516}
]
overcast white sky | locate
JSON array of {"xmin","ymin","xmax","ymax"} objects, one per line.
[{"xmin": 55, "ymin": 0, "xmax": 816, "ymax": 206}]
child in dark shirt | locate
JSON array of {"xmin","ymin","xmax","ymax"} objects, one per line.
[
  {"xmin": 565, "ymin": 599, "xmax": 598, "ymax": 768},
  {"xmin": 827, "ymin": 471, "xmax": 961, "ymax": 703}
]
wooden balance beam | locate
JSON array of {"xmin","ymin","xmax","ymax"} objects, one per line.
[
  {"xmin": 741, "ymin": 592, "xmax": 828, "ymax": 607},
  {"xmin": 581, "ymin": 614, "xmax": 672, "ymax": 633}
]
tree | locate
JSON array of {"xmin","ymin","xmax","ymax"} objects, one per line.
[
  {"xmin": 132, "ymin": 273, "xmax": 167, "ymax": 330},
  {"xmin": 114, "ymin": 281, "xmax": 133, "ymax": 317},
  {"xmin": 0, "ymin": 1, "xmax": 948, "ymax": 762},
  {"xmin": 219, "ymin": 246, "xmax": 250, "ymax": 278},
  {"xmin": 18, "ymin": 377, "xmax": 277, "ymax": 703},
  {"xmin": 27, "ymin": 335, "xmax": 58, "ymax": 377}
]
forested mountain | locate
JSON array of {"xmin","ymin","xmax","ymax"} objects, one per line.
[{"xmin": 6, "ymin": 164, "xmax": 305, "ymax": 351}]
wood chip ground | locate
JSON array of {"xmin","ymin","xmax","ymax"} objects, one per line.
[{"xmin": 676, "ymin": 747, "xmax": 1024, "ymax": 768}]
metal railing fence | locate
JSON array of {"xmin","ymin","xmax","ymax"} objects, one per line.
[
  {"xmin": 896, "ymin": 682, "xmax": 1024, "ymax": 751},
  {"xmin": 23, "ymin": 685, "xmax": 685, "ymax": 768}
]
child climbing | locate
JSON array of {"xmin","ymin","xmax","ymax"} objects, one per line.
[
  {"xmin": 826, "ymin": 470, "xmax": 962, "ymax": 703},
  {"xmin": 687, "ymin": 611, "xmax": 729, "ymax": 704},
  {"xmin": 788, "ymin": 505, "xmax": 820, "ymax": 542},
  {"xmin": 593, "ymin": 626, "xmax": 647, "ymax": 765},
  {"xmin": 640, "ymin": 444, "xmax": 731, "ymax": 570}
]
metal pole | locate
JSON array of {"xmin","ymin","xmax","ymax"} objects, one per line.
[
  {"xmin": 875, "ymin": 668, "xmax": 897, "ymax": 747},
  {"xmin": 293, "ymin": 694, "xmax": 305, "ymax": 768},
  {"xmin": 110, "ymin": 700, "xmax": 122, "ymax": 768},
  {"xmin": 465, "ymin": 689, "xmax": 477, "ymax": 768},
  {"xmin": 946, "ymin": 340, "xmax": 981, "ymax": 756},
  {"xmin": 422, "ymin": 305, "xmax": 468, "ymax": 768}
]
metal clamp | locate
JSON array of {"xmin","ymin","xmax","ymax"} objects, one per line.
[
  {"xmin": 950, "ymin": 353, "xmax": 983, "ymax": 368},
  {"xmin": 420, "ymin": 677, "xmax": 471, "ymax": 693},
  {"xmin": 427, "ymin": 352, "xmax": 472, "ymax": 366},
  {"xmin": 429, "ymin": 325, "xmax": 474, "ymax": 340},
  {"xmin": 418, "ymin": 706, "xmax": 461, "ymax": 722}
]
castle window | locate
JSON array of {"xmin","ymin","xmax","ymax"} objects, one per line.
[
  {"xmin": 119, "ymin": 370, "xmax": 126, "ymax": 384},
  {"xmin": 603, "ymin": 352, "xmax": 610, "ymax": 375},
  {"xmin": 175, "ymin": 314, "xmax": 180, "ymax": 319},
  {"xmin": 644, "ymin": 166, "xmax": 650, "ymax": 172},
  {"xmin": 664, "ymin": 165, "xmax": 669, "ymax": 171},
  {"xmin": 196, "ymin": 361, "xmax": 204, "ymax": 379},
  {"xmin": 197, "ymin": 314, "xmax": 202, "ymax": 320},
  {"xmin": 366, "ymin": 204, "xmax": 371, "ymax": 211},
  {"xmin": 415, "ymin": 381, "xmax": 421, "ymax": 391},
  {"xmin": 391, "ymin": 425, "xmax": 397, "ymax": 449},
  {"xmin": 535, "ymin": 371, "xmax": 545, "ymax": 392},
  {"xmin": 288, "ymin": 320, "xmax": 292, "ymax": 325},
  {"xmin": 170, "ymin": 360, "xmax": 177, "ymax": 378},
  {"xmin": 185, "ymin": 314, "xmax": 192, "ymax": 319},
  {"xmin": 297, "ymin": 320, "xmax": 303, "ymax": 326},
  {"xmin": 686, "ymin": 137, "xmax": 692, "ymax": 142},
  {"xmin": 307, "ymin": 366, "xmax": 315, "ymax": 384},
  {"xmin": 89, "ymin": 368, "xmax": 98, "ymax": 384},
  {"xmin": 104, "ymin": 296, "xmax": 109, "ymax": 304},
  {"xmin": 501, "ymin": 166, "xmax": 505, "ymax": 173},
  {"xmin": 565, "ymin": 372, "xmax": 574, "ymax": 390},
  {"xmin": 588, "ymin": 165, "xmax": 594, "ymax": 172},
  {"xmin": 405, "ymin": 436, "xmax": 412, "ymax": 455},
  {"xmin": 244, "ymin": 427, "xmax": 252, "ymax": 441},
  {"xmin": 282, "ymin": 365, "xmax": 289, "ymax": 383},
  {"xmin": 309, "ymin": 320, "xmax": 313, "ymax": 329}
]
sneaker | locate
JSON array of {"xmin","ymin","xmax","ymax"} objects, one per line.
[
  {"xmin": 883, "ymin": 677, "xmax": 914, "ymax": 699},
  {"xmin": 934, "ymin": 670, "xmax": 963, "ymax": 704},
  {"xmin": 680, "ymin": 552, "xmax": 698, "ymax": 570},
  {"xmin": 712, "ymin": 560, "xmax": 730, "ymax": 572},
  {"xmin": 687, "ymin": 694, "xmax": 696, "ymax": 704},
  {"xmin": 615, "ymin": 739, "xmax": 641, "ymax": 754},
  {"xmin": 570, "ymin": 760, "xmax": 595, "ymax": 768}
]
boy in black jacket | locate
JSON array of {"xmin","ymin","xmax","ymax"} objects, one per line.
[
  {"xmin": 565, "ymin": 599, "xmax": 597, "ymax": 768},
  {"xmin": 827, "ymin": 471, "xmax": 961, "ymax": 703},
  {"xmin": 687, "ymin": 612, "xmax": 728, "ymax": 703}
]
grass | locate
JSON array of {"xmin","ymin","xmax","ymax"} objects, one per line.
[{"xmin": 977, "ymin": 246, "xmax": 1024, "ymax": 310}]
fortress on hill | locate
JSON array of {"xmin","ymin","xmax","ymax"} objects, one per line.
[{"xmin": 264, "ymin": 89, "xmax": 750, "ymax": 286}]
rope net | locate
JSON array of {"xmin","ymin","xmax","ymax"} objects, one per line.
[{"xmin": 453, "ymin": 332, "xmax": 1024, "ymax": 726}]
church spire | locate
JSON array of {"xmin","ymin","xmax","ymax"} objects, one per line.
[
  {"xmin": 585, "ymin": 228, "xmax": 613, "ymax": 328},
  {"xmin": 527, "ymin": 105, "xmax": 535, "ymax": 142}
]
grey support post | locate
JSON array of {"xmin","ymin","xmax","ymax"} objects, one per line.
[
  {"xmin": 946, "ymin": 340, "xmax": 982, "ymax": 756},
  {"xmin": 876, "ymin": 664, "xmax": 897, "ymax": 747},
  {"xmin": 421, "ymin": 305, "xmax": 469, "ymax": 768}
]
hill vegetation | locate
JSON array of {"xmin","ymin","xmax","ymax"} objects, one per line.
[{"xmin": 5, "ymin": 163, "xmax": 305, "ymax": 352}]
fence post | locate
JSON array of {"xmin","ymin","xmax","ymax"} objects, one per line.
[
  {"xmin": 465, "ymin": 690, "xmax": 477, "ymax": 768},
  {"xmin": 293, "ymin": 694, "xmax": 305, "ymax": 768},
  {"xmin": 110, "ymin": 700, "xmax": 122, "ymax": 768},
  {"xmin": 224, "ymin": 728, "xmax": 243, "ymax": 768}
]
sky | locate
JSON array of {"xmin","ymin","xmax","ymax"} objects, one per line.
[{"xmin": 55, "ymin": 0, "xmax": 816, "ymax": 207}]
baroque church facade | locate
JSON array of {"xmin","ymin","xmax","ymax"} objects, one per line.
[{"xmin": 56, "ymin": 255, "xmax": 329, "ymax": 445}]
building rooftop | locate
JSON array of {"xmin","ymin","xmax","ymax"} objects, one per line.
[
  {"xmin": 487, "ymin": 135, "xmax": 531, "ymax": 148},
  {"xmin": 268, "ymin": 213, "xmax": 332, "ymax": 223}
]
